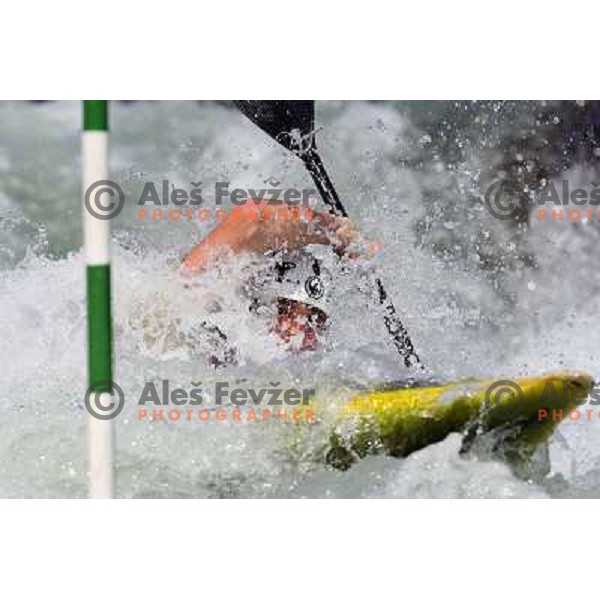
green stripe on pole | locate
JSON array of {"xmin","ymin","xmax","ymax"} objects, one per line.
[
  {"xmin": 87, "ymin": 264, "xmax": 113, "ymax": 391},
  {"xmin": 84, "ymin": 101, "xmax": 108, "ymax": 131}
]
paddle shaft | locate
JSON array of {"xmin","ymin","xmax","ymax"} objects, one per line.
[
  {"xmin": 302, "ymin": 149, "xmax": 423, "ymax": 370},
  {"xmin": 303, "ymin": 150, "xmax": 348, "ymax": 217}
]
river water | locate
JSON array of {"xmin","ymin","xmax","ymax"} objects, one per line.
[{"xmin": 1, "ymin": 100, "xmax": 599, "ymax": 498}]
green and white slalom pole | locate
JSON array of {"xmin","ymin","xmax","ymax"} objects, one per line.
[{"xmin": 83, "ymin": 100, "xmax": 117, "ymax": 499}]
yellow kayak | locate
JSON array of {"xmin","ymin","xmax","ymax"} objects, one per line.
[{"xmin": 293, "ymin": 371, "xmax": 594, "ymax": 477}]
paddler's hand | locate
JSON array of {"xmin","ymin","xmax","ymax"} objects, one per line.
[
  {"xmin": 327, "ymin": 216, "xmax": 381, "ymax": 259},
  {"xmin": 180, "ymin": 201, "xmax": 379, "ymax": 275}
]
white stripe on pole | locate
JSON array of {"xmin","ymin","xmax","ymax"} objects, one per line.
[
  {"xmin": 88, "ymin": 393, "xmax": 114, "ymax": 499},
  {"xmin": 83, "ymin": 131, "xmax": 110, "ymax": 265}
]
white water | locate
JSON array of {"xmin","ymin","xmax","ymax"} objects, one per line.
[{"xmin": 1, "ymin": 100, "xmax": 599, "ymax": 498}]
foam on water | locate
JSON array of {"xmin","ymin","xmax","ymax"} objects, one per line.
[{"xmin": 1, "ymin": 100, "xmax": 599, "ymax": 497}]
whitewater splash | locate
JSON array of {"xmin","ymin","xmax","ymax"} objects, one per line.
[{"xmin": 1, "ymin": 100, "xmax": 599, "ymax": 498}]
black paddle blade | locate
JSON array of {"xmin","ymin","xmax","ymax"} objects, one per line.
[
  {"xmin": 235, "ymin": 100, "xmax": 347, "ymax": 216},
  {"xmin": 234, "ymin": 101, "xmax": 316, "ymax": 156}
]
